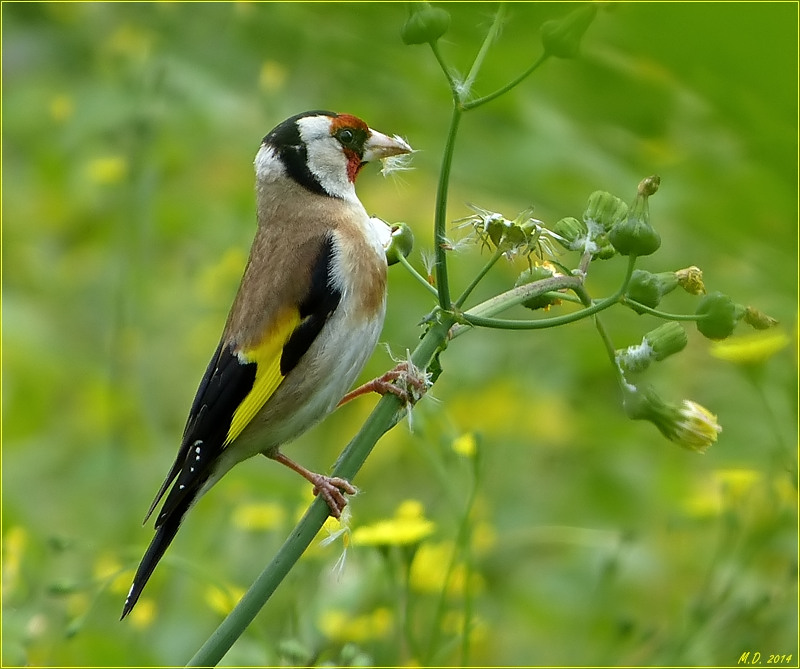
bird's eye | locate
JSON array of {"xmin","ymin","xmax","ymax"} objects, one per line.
[{"xmin": 337, "ymin": 128, "xmax": 355, "ymax": 146}]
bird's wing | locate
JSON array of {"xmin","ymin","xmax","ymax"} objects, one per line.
[{"xmin": 121, "ymin": 233, "xmax": 341, "ymax": 619}]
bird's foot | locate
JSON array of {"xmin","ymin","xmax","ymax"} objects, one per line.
[
  {"xmin": 309, "ymin": 474, "xmax": 357, "ymax": 519},
  {"xmin": 270, "ymin": 451, "xmax": 357, "ymax": 519},
  {"xmin": 338, "ymin": 361, "xmax": 430, "ymax": 407}
]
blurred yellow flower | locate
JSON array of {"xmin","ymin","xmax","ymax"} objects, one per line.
[
  {"xmin": 351, "ymin": 499, "xmax": 435, "ymax": 547},
  {"xmin": 205, "ymin": 583, "xmax": 245, "ymax": 617},
  {"xmin": 129, "ymin": 598, "xmax": 157, "ymax": 629},
  {"xmin": 318, "ymin": 606, "xmax": 393, "ymax": 642},
  {"xmin": 50, "ymin": 94, "xmax": 74, "ymax": 122},
  {"xmin": 3, "ymin": 526, "xmax": 28, "ymax": 595},
  {"xmin": 93, "ymin": 553, "xmax": 132, "ymax": 595},
  {"xmin": 714, "ymin": 468, "xmax": 763, "ymax": 502},
  {"xmin": 710, "ymin": 331, "xmax": 790, "ymax": 365},
  {"xmin": 684, "ymin": 468, "xmax": 766, "ymax": 518},
  {"xmin": 86, "ymin": 156, "xmax": 128, "ymax": 185},
  {"xmin": 452, "ymin": 432, "xmax": 477, "ymax": 457},
  {"xmin": 259, "ymin": 60, "xmax": 287, "ymax": 92},
  {"xmin": 408, "ymin": 541, "xmax": 484, "ymax": 597},
  {"xmin": 232, "ymin": 502, "xmax": 286, "ymax": 531}
]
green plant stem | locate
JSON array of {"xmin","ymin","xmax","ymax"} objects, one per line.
[
  {"xmin": 424, "ymin": 446, "xmax": 481, "ymax": 665},
  {"xmin": 430, "ymin": 41, "xmax": 459, "ymax": 100},
  {"xmin": 574, "ymin": 284, "xmax": 617, "ymax": 367},
  {"xmin": 621, "ymin": 297, "xmax": 705, "ymax": 321},
  {"xmin": 397, "ymin": 252, "xmax": 440, "ymax": 299},
  {"xmin": 460, "ymin": 3, "xmax": 507, "ymax": 105},
  {"xmin": 463, "ymin": 52, "xmax": 550, "ymax": 110},
  {"xmin": 186, "ymin": 313, "xmax": 456, "ymax": 667},
  {"xmin": 450, "ymin": 255, "xmax": 637, "ymax": 335},
  {"xmin": 458, "ymin": 296, "xmax": 617, "ymax": 330},
  {"xmin": 455, "ymin": 246, "xmax": 505, "ymax": 308},
  {"xmin": 433, "ymin": 106, "xmax": 462, "ymax": 310}
]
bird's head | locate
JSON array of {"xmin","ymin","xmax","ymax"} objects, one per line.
[{"xmin": 255, "ymin": 110, "xmax": 412, "ymax": 201}]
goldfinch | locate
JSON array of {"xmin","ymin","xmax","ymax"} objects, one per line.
[{"xmin": 121, "ymin": 111, "xmax": 412, "ymax": 619}]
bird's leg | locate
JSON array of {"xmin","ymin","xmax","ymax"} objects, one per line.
[
  {"xmin": 338, "ymin": 361, "xmax": 430, "ymax": 407},
  {"xmin": 268, "ymin": 451, "xmax": 356, "ymax": 519}
]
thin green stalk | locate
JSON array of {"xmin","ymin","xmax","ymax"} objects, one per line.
[
  {"xmin": 463, "ymin": 52, "xmax": 549, "ymax": 111},
  {"xmin": 451, "ymin": 255, "xmax": 637, "ymax": 335},
  {"xmin": 397, "ymin": 252, "xmax": 440, "ymax": 299},
  {"xmin": 454, "ymin": 246, "xmax": 505, "ymax": 308},
  {"xmin": 458, "ymin": 295, "xmax": 618, "ymax": 331},
  {"xmin": 186, "ymin": 314, "xmax": 456, "ymax": 667},
  {"xmin": 621, "ymin": 298, "xmax": 705, "ymax": 321},
  {"xmin": 574, "ymin": 284, "xmax": 617, "ymax": 367},
  {"xmin": 433, "ymin": 106, "xmax": 462, "ymax": 310},
  {"xmin": 430, "ymin": 40, "xmax": 460, "ymax": 100},
  {"xmin": 460, "ymin": 3, "xmax": 507, "ymax": 105},
  {"xmin": 424, "ymin": 447, "xmax": 481, "ymax": 665}
]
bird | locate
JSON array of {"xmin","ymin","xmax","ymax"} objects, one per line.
[{"xmin": 121, "ymin": 110, "xmax": 413, "ymax": 619}]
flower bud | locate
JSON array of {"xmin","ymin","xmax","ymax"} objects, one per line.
[
  {"xmin": 540, "ymin": 5, "xmax": 598, "ymax": 59},
  {"xmin": 623, "ymin": 385, "xmax": 721, "ymax": 453},
  {"xmin": 583, "ymin": 191, "xmax": 628, "ymax": 232},
  {"xmin": 609, "ymin": 176, "xmax": 662, "ymax": 257},
  {"xmin": 552, "ymin": 216, "xmax": 587, "ymax": 250},
  {"xmin": 385, "ymin": 222, "xmax": 414, "ymax": 266},
  {"xmin": 616, "ymin": 322, "xmax": 687, "ymax": 374},
  {"xmin": 515, "ymin": 263, "xmax": 560, "ymax": 310},
  {"xmin": 645, "ymin": 321, "xmax": 688, "ymax": 361},
  {"xmin": 625, "ymin": 269, "xmax": 678, "ymax": 312},
  {"xmin": 743, "ymin": 305, "xmax": 778, "ymax": 330},
  {"xmin": 401, "ymin": 4, "xmax": 451, "ymax": 45},
  {"xmin": 695, "ymin": 291, "xmax": 742, "ymax": 340}
]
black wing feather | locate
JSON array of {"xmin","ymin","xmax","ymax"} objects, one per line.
[{"xmin": 280, "ymin": 234, "xmax": 341, "ymax": 375}]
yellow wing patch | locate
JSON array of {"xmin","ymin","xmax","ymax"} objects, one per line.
[{"xmin": 224, "ymin": 309, "xmax": 301, "ymax": 445}]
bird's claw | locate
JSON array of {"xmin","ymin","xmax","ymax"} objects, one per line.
[
  {"xmin": 338, "ymin": 360, "xmax": 431, "ymax": 408},
  {"xmin": 311, "ymin": 474, "xmax": 357, "ymax": 519}
]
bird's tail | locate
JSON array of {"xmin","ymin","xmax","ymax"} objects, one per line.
[{"xmin": 120, "ymin": 496, "xmax": 192, "ymax": 620}]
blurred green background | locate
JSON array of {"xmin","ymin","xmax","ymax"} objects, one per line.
[{"xmin": 3, "ymin": 2, "xmax": 797, "ymax": 666}]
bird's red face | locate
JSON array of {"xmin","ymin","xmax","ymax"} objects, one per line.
[{"xmin": 329, "ymin": 114, "xmax": 371, "ymax": 183}]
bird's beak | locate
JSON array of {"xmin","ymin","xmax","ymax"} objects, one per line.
[{"xmin": 363, "ymin": 129, "xmax": 413, "ymax": 162}]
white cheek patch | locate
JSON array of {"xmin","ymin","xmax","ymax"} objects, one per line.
[{"xmin": 296, "ymin": 116, "xmax": 359, "ymax": 202}]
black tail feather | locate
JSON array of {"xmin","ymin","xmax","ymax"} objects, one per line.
[{"xmin": 120, "ymin": 496, "xmax": 192, "ymax": 620}]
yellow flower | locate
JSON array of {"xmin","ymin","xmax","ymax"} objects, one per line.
[
  {"xmin": 3, "ymin": 526, "xmax": 28, "ymax": 594},
  {"xmin": 409, "ymin": 541, "xmax": 485, "ymax": 597},
  {"xmin": 232, "ymin": 502, "xmax": 285, "ymax": 531},
  {"xmin": 259, "ymin": 60, "xmax": 287, "ymax": 92},
  {"xmin": 452, "ymin": 432, "xmax": 477, "ymax": 458},
  {"xmin": 86, "ymin": 156, "xmax": 128, "ymax": 185},
  {"xmin": 710, "ymin": 331, "xmax": 789, "ymax": 365},
  {"xmin": 129, "ymin": 598, "xmax": 157, "ymax": 629},
  {"xmin": 93, "ymin": 553, "xmax": 132, "ymax": 595},
  {"xmin": 318, "ymin": 607, "xmax": 393, "ymax": 642},
  {"xmin": 50, "ymin": 94, "xmax": 74, "ymax": 122},
  {"xmin": 351, "ymin": 500, "xmax": 435, "ymax": 547},
  {"xmin": 713, "ymin": 468, "xmax": 763, "ymax": 502},
  {"xmin": 205, "ymin": 583, "xmax": 245, "ymax": 617},
  {"xmin": 684, "ymin": 468, "xmax": 767, "ymax": 518}
]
